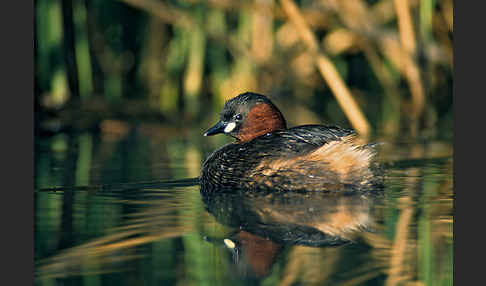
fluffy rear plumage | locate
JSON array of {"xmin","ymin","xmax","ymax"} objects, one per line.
[{"xmin": 201, "ymin": 125, "xmax": 382, "ymax": 192}]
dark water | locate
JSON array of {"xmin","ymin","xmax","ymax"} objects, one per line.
[{"xmin": 34, "ymin": 125, "xmax": 453, "ymax": 286}]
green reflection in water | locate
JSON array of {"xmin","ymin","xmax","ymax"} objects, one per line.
[
  {"xmin": 75, "ymin": 133, "xmax": 93, "ymax": 186},
  {"xmin": 34, "ymin": 129, "xmax": 453, "ymax": 286}
]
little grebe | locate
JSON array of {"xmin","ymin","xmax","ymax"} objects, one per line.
[{"xmin": 200, "ymin": 92, "xmax": 381, "ymax": 192}]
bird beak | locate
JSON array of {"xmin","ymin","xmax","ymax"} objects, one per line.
[{"xmin": 204, "ymin": 120, "xmax": 226, "ymax": 136}]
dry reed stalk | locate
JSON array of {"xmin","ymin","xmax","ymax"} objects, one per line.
[
  {"xmin": 323, "ymin": 0, "xmax": 403, "ymax": 135},
  {"xmin": 393, "ymin": 0, "xmax": 425, "ymax": 125},
  {"xmin": 332, "ymin": 0, "xmax": 376, "ymax": 33},
  {"xmin": 332, "ymin": 0, "xmax": 446, "ymax": 66},
  {"xmin": 323, "ymin": 29, "xmax": 357, "ymax": 55},
  {"xmin": 385, "ymin": 196, "xmax": 414, "ymax": 286},
  {"xmin": 393, "ymin": 0, "xmax": 417, "ymax": 54},
  {"xmin": 371, "ymin": 0, "xmax": 399, "ymax": 24},
  {"xmin": 184, "ymin": 26, "xmax": 206, "ymax": 99},
  {"xmin": 327, "ymin": 0, "xmax": 422, "ymax": 137},
  {"xmin": 280, "ymin": 0, "xmax": 371, "ymax": 137},
  {"xmin": 441, "ymin": 0, "xmax": 453, "ymax": 32},
  {"xmin": 386, "ymin": 145, "xmax": 423, "ymax": 286},
  {"xmin": 360, "ymin": 41, "xmax": 401, "ymax": 135},
  {"xmin": 251, "ymin": 0, "xmax": 274, "ymax": 63},
  {"xmin": 329, "ymin": 0, "xmax": 425, "ymax": 132},
  {"xmin": 379, "ymin": 36, "xmax": 425, "ymax": 126}
]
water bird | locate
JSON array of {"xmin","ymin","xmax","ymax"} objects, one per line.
[{"xmin": 201, "ymin": 92, "xmax": 382, "ymax": 192}]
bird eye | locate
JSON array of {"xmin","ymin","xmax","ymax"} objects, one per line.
[{"xmin": 234, "ymin": 114, "xmax": 242, "ymax": 121}]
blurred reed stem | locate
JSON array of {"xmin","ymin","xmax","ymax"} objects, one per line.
[
  {"xmin": 393, "ymin": 0, "xmax": 425, "ymax": 132},
  {"xmin": 251, "ymin": 0, "xmax": 274, "ymax": 64},
  {"xmin": 280, "ymin": 0, "xmax": 371, "ymax": 137},
  {"xmin": 60, "ymin": 0, "xmax": 80, "ymax": 100},
  {"xmin": 35, "ymin": 0, "xmax": 452, "ymax": 138},
  {"xmin": 183, "ymin": 8, "xmax": 206, "ymax": 118},
  {"xmin": 84, "ymin": 0, "xmax": 105, "ymax": 96},
  {"xmin": 73, "ymin": 1, "xmax": 94, "ymax": 99},
  {"xmin": 140, "ymin": 17, "xmax": 167, "ymax": 110},
  {"xmin": 394, "ymin": 0, "xmax": 417, "ymax": 55},
  {"xmin": 385, "ymin": 196, "xmax": 414, "ymax": 286}
]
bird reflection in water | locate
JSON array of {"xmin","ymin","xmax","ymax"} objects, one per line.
[{"xmin": 201, "ymin": 185, "xmax": 383, "ymax": 279}]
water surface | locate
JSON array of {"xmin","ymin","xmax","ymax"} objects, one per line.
[{"xmin": 34, "ymin": 124, "xmax": 453, "ymax": 285}]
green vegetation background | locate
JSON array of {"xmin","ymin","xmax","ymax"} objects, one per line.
[{"xmin": 34, "ymin": 0, "xmax": 453, "ymax": 139}]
